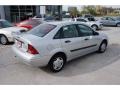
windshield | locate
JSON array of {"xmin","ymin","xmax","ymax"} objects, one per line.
[
  {"xmin": 0, "ymin": 20, "xmax": 13, "ymax": 28},
  {"xmin": 28, "ymin": 24, "xmax": 56, "ymax": 37}
]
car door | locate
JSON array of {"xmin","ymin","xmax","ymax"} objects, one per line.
[
  {"xmin": 76, "ymin": 24, "xmax": 100, "ymax": 55},
  {"xmin": 100, "ymin": 17, "xmax": 109, "ymax": 25},
  {"xmin": 59, "ymin": 24, "xmax": 83, "ymax": 60},
  {"xmin": 107, "ymin": 17, "xmax": 116, "ymax": 26}
]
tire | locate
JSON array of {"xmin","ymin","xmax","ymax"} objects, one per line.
[
  {"xmin": 48, "ymin": 54, "xmax": 66, "ymax": 72},
  {"xmin": 0, "ymin": 35, "xmax": 8, "ymax": 45},
  {"xmin": 98, "ymin": 41, "xmax": 107, "ymax": 53},
  {"xmin": 91, "ymin": 25, "xmax": 98, "ymax": 30},
  {"xmin": 116, "ymin": 23, "xmax": 120, "ymax": 27}
]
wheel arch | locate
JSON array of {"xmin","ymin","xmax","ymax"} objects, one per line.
[
  {"xmin": 91, "ymin": 24, "xmax": 98, "ymax": 28},
  {"xmin": 0, "ymin": 34, "xmax": 8, "ymax": 38},
  {"xmin": 0, "ymin": 34, "xmax": 9, "ymax": 44},
  {"xmin": 48, "ymin": 51, "xmax": 67, "ymax": 65},
  {"xmin": 101, "ymin": 39, "xmax": 108, "ymax": 46}
]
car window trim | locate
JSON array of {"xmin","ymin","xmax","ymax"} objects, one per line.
[{"xmin": 53, "ymin": 28, "xmax": 63, "ymax": 39}]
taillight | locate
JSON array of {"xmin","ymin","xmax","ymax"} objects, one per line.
[{"xmin": 27, "ymin": 44, "xmax": 39, "ymax": 55}]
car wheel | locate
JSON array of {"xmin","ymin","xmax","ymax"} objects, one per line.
[
  {"xmin": 0, "ymin": 35, "xmax": 8, "ymax": 45},
  {"xmin": 91, "ymin": 25, "xmax": 98, "ymax": 30},
  {"xmin": 116, "ymin": 23, "xmax": 120, "ymax": 27},
  {"xmin": 48, "ymin": 54, "xmax": 66, "ymax": 72},
  {"xmin": 98, "ymin": 41, "xmax": 107, "ymax": 53}
]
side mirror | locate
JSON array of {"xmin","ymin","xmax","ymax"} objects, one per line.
[{"xmin": 93, "ymin": 31, "xmax": 99, "ymax": 35}]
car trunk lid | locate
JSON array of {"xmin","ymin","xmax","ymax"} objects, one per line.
[{"xmin": 14, "ymin": 34, "xmax": 42, "ymax": 54}]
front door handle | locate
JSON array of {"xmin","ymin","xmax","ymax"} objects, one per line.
[{"xmin": 65, "ymin": 40, "xmax": 71, "ymax": 43}]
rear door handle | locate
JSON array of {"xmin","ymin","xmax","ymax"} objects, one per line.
[
  {"xmin": 84, "ymin": 38, "xmax": 89, "ymax": 41},
  {"xmin": 65, "ymin": 40, "xmax": 71, "ymax": 43}
]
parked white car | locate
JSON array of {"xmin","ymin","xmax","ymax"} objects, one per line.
[
  {"xmin": 0, "ymin": 19, "xmax": 28, "ymax": 45},
  {"xmin": 73, "ymin": 18, "xmax": 103, "ymax": 30},
  {"xmin": 12, "ymin": 21, "xmax": 108, "ymax": 72}
]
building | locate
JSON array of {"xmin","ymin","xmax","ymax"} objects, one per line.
[{"xmin": 0, "ymin": 5, "xmax": 62, "ymax": 22}]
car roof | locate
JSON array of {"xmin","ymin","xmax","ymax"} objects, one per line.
[{"xmin": 46, "ymin": 21, "xmax": 85, "ymax": 26}]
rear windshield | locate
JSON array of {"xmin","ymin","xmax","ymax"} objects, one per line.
[{"xmin": 28, "ymin": 24, "xmax": 56, "ymax": 37}]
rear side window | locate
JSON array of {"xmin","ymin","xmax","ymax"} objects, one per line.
[
  {"xmin": 54, "ymin": 29, "xmax": 62, "ymax": 39},
  {"xmin": 62, "ymin": 25, "xmax": 79, "ymax": 38},
  {"xmin": 28, "ymin": 24, "xmax": 56, "ymax": 37}
]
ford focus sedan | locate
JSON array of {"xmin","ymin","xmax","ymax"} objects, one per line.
[{"xmin": 12, "ymin": 21, "xmax": 108, "ymax": 72}]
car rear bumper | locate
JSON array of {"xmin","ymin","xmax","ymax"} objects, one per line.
[
  {"xmin": 12, "ymin": 46, "xmax": 51, "ymax": 67},
  {"xmin": 8, "ymin": 37, "xmax": 14, "ymax": 42}
]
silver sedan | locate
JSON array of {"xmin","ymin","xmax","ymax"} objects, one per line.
[{"xmin": 12, "ymin": 21, "xmax": 108, "ymax": 72}]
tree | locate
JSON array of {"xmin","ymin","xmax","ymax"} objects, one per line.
[
  {"xmin": 81, "ymin": 6, "xmax": 97, "ymax": 16},
  {"xmin": 68, "ymin": 7, "xmax": 79, "ymax": 17}
]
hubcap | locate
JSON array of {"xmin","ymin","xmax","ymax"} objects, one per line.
[
  {"xmin": 101, "ymin": 43, "xmax": 106, "ymax": 52},
  {"xmin": 1, "ymin": 36, "xmax": 7, "ymax": 44},
  {"xmin": 92, "ymin": 26, "xmax": 97, "ymax": 30},
  {"xmin": 53, "ymin": 57, "xmax": 64, "ymax": 70}
]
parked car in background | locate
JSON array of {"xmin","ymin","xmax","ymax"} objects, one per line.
[
  {"xmin": 82, "ymin": 14, "xmax": 94, "ymax": 18},
  {"xmin": 73, "ymin": 17, "xmax": 103, "ymax": 30},
  {"xmin": 33, "ymin": 15, "xmax": 61, "ymax": 22},
  {"xmin": 99, "ymin": 16, "xmax": 120, "ymax": 27},
  {"xmin": 44, "ymin": 16, "xmax": 55, "ymax": 22},
  {"xmin": 12, "ymin": 21, "xmax": 108, "ymax": 72},
  {"xmin": 0, "ymin": 19, "xmax": 28, "ymax": 45},
  {"xmin": 113, "ymin": 16, "xmax": 120, "ymax": 21},
  {"xmin": 33, "ymin": 15, "xmax": 42, "ymax": 19},
  {"xmin": 16, "ymin": 19, "xmax": 43, "ymax": 30}
]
